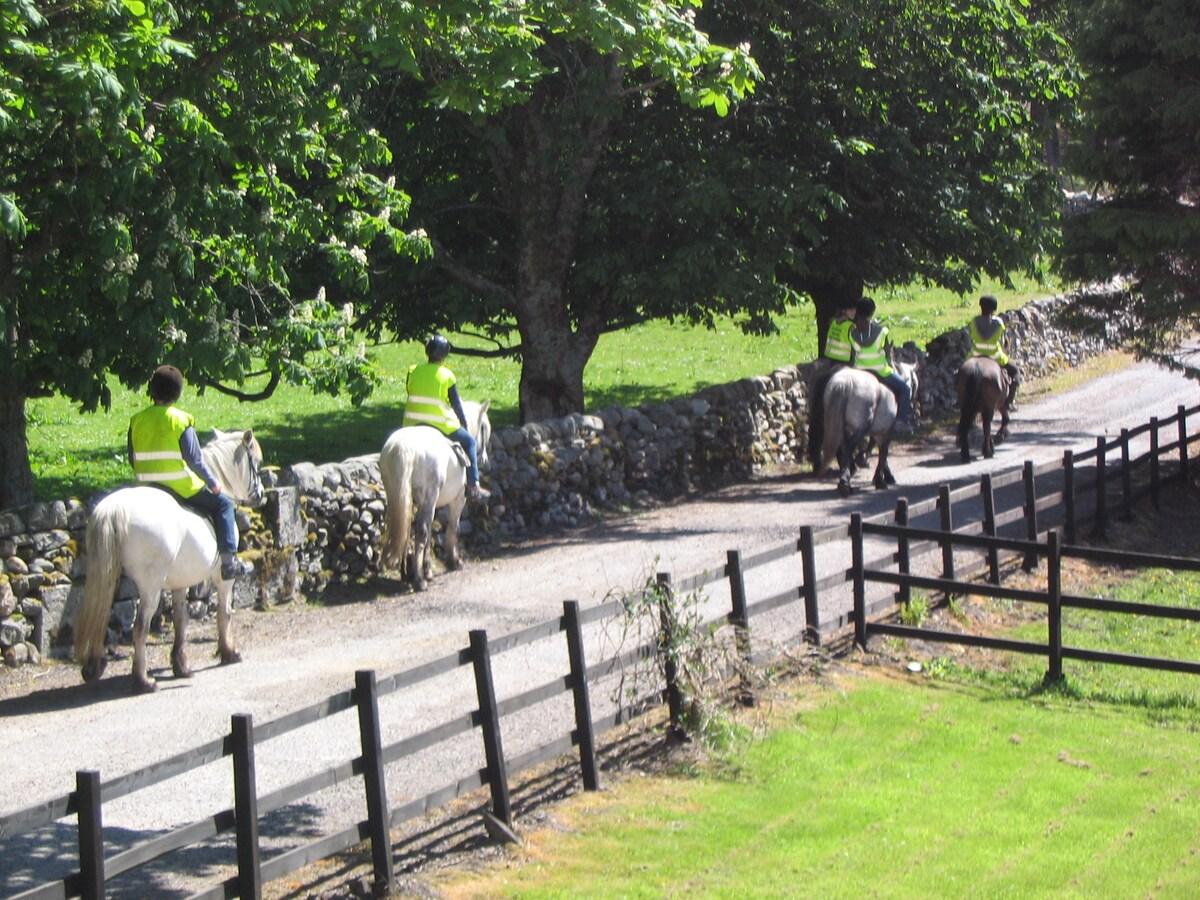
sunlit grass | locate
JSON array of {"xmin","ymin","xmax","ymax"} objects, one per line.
[{"xmin": 27, "ymin": 274, "xmax": 1059, "ymax": 501}]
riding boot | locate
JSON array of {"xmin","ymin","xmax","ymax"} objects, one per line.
[
  {"xmin": 467, "ymin": 483, "xmax": 492, "ymax": 501},
  {"xmin": 221, "ymin": 551, "xmax": 254, "ymax": 580}
]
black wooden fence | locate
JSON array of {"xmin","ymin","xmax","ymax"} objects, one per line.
[{"xmin": 1, "ymin": 400, "xmax": 1196, "ymax": 900}]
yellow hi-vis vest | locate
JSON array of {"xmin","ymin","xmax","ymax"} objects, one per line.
[
  {"xmin": 969, "ymin": 316, "xmax": 1009, "ymax": 365},
  {"xmin": 129, "ymin": 405, "xmax": 206, "ymax": 498},
  {"xmin": 825, "ymin": 318, "xmax": 855, "ymax": 363},
  {"xmin": 403, "ymin": 363, "xmax": 459, "ymax": 434},
  {"xmin": 851, "ymin": 323, "xmax": 894, "ymax": 377}
]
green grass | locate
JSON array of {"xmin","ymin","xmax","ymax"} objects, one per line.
[
  {"xmin": 963, "ymin": 567, "xmax": 1200, "ymax": 726},
  {"xmin": 438, "ymin": 674, "xmax": 1200, "ymax": 899},
  {"xmin": 26, "ymin": 274, "xmax": 1056, "ymax": 501}
]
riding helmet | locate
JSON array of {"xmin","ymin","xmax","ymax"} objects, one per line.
[
  {"xmin": 426, "ymin": 334, "xmax": 451, "ymax": 361},
  {"xmin": 149, "ymin": 364, "xmax": 184, "ymax": 403}
]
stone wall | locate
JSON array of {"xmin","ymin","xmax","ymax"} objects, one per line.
[{"xmin": 0, "ymin": 293, "xmax": 1121, "ymax": 663}]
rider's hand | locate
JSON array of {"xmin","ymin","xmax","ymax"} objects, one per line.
[{"xmin": 210, "ymin": 483, "xmax": 222, "ymax": 496}]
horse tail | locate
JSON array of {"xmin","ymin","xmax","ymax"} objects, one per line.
[
  {"xmin": 380, "ymin": 436, "xmax": 416, "ymax": 573},
  {"xmin": 817, "ymin": 377, "xmax": 849, "ymax": 475},
  {"xmin": 75, "ymin": 501, "xmax": 126, "ymax": 681},
  {"xmin": 958, "ymin": 366, "xmax": 981, "ymax": 447}
]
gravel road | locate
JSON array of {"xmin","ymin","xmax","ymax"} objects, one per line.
[{"xmin": 1, "ymin": 345, "xmax": 1197, "ymax": 897}]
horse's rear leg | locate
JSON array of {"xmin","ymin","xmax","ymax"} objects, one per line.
[
  {"xmin": 169, "ymin": 588, "xmax": 193, "ymax": 679},
  {"xmin": 443, "ymin": 499, "xmax": 466, "ymax": 571},
  {"xmin": 214, "ymin": 580, "xmax": 241, "ymax": 665},
  {"xmin": 409, "ymin": 510, "xmax": 434, "ymax": 591},
  {"xmin": 982, "ymin": 411, "xmax": 995, "ymax": 459},
  {"xmin": 131, "ymin": 591, "xmax": 159, "ymax": 694},
  {"xmin": 873, "ymin": 443, "xmax": 896, "ymax": 489}
]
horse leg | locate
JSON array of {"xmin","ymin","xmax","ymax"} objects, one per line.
[
  {"xmin": 409, "ymin": 507, "xmax": 434, "ymax": 591},
  {"xmin": 982, "ymin": 410, "xmax": 995, "ymax": 459},
  {"xmin": 443, "ymin": 497, "xmax": 466, "ymax": 571},
  {"xmin": 996, "ymin": 405, "xmax": 1011, "ymax": 444},
  {"xmin": 131, "ymin": 590, "xmax": 159, "ymax": 694},
  {"xmin": 169, "ymin": 588, "xmax": 193, "ymax": 679},
  {"xmin": 874, "ymin": 441, "xmax": 895, "ymax": 489},
  {"xmin": 215, "ymin": 579, "xmax": 241, "ymax": 665}
]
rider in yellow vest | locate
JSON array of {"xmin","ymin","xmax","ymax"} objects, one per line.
[
  {"xmin": 969, "ymin": 294, "xmax": 1020, "ymax": 409},
  {"xmin": 127, "ymin": 365, "xmax": 252, "ymax": 580},
  {"xmin": 851, "ymin": 298, "xmax": 915, "ymax": 435},
  {"xmin": 403, "ymin": 335, "xmax": 491, "ymax": 500},
  {"xmin": 807, "ymin": 300, "xmax": 861, "ymax": 465}
]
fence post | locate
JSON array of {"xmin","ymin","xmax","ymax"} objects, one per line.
[
  {"xmin": 938, "ymin": 485, "xmax": 955, "ymax": 582},
  {"xmin": 563, "ymin": 601, "xmax": 601, "ymax": 791},
  {"xmin": 231, "ymin": 713, "xmax": 263, "ymax": 900},
  {"xmin": 1092, "ymin": 436, "xmax": 1107, "ymax": 539},
  {"xmin": 76, "ymin": 770, "xmax": 104, "ymax": 900},
  {"xmin": 355, "ymin": 670, "xmax": 395, "ymax": 894},
  {"xmin": 726, "ymin": 550, "xmax": 755, "ymax": 706},
  {"xmin": 894, "ymin": 500, "xmax": 911, "ymax": 608},
  {"xmin": 1150, "ymin": 417, "xmax": 1161, "ymax": 511},
  {"xmin": 1179, "ymin": 404, "xmax": 1189, "ymax": 483},
  {"xmin": 1064, "ymin": 450, "xmax": 1077, "ymax": 545},
  {"xmin": 655, "ymin": 573, "xmax": 686, "ymax": 737},
  {"xmin": 469, "ymin": 629, "xmax": 514, "ymax": 827},
  {"xmin": 981, "ymin": 473, "xmax": 999, "ymax": 584},
  {"xmin": 1120, "ymin": 428, "xmax": 1133, "ymax": 522},
  {"xmin": 799, "ymin": 527, "xmax": 820, "ymax": 645},
  {"xmin": 1022, "ymin": 460, "xmax": 1039, "ymax": 571},
  {"xmin": 851, "ymin": 514, "xmax": 866, "ymax": 649},
  {"xmin": 1045, "ymin": 532, "xmax": 1063, "ymax": 685}
]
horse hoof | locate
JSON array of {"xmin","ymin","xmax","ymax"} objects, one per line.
[
  {"xmin": 873, "ymin": 480, "xmax": 889, "ymax": 491},
  {"xmin": 172, "ymin": 663, "xmax": 194, "ymax": 679},
  {"xmin": 837, "ymin": 481, "xmax": 852, "ymax": 498},
  {"xmin": 219, "ymin": 649, "xmax": 242, "ymax": 665},
  {"xmin": 81, "ymin": 657, "xmax": 107, "ymax": 683},
  {"xmin": 960, "ymin": 451, "xmax": 972, "ymax": 463},
  {"xmin": 132, "ymin": 677, "xmax": 159, "ymax": 695}
]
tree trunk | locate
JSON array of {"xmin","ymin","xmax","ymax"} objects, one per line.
[
  {"xmin": 515, "ymin": 279, "xmax": 598, "ymax": 423},
  {"xmin": 0, "ymin": 387, "xmax": 34, "ymax": 510}
]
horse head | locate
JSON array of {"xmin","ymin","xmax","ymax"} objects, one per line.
[{"xmin": 206, "ymin": 428, "xmax": 266, "ymax": 507}]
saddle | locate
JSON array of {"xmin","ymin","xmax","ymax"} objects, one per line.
[{"xmin": 446, "ymin": 439, "xmax": 470, "ymax": 469}]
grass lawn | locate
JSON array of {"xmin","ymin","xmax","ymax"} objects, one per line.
[
  {"xmin": 26, "ymin": 276, "xmax": 1057, "ymax": 501},
  {"xmin": 433, "ymin": 669, "xmax": 1200, "ymax": 899}
]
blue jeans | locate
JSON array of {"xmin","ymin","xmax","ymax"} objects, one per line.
[
  {"xmin": 448, "ymin": 427, "xmax": 481, "ymax": 485},
  {"xmin": 180, "ymin": 488, "xmax": 238, "ymax": 554},
  {"xmin": 881, "ymin": 372, "xmax": 913, "ymax": 424}
]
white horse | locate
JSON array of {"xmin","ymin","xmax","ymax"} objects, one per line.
[
  {"xmin": 817, "ymin": 361, "xmax": 919, "ymax": 497},
  {"xmin": 74, "ymin": 429, "xmax": 266, "ymax": 694},
  {"xmin": 380, "ymin": 401, "xmax": 491, "ymax": 591}
]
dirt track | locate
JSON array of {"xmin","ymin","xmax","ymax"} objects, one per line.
[{"xmin": 1, "ymin": 346, "xmax": 1197, "ymax": 897}]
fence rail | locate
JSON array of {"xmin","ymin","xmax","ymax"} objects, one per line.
[{"xmin": 2, "ymin": 399, "xmax": 1197, "ymax": 900}]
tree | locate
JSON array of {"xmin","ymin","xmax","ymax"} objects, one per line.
[
  {"xmin": 362, "ymin": 0, "xmax": 1073, "ymax": 420},
  {"xmin": 357, "ymin": 1, "xmax": 760, "ymax": 422},
  {"xmin": 701, "ymin": 0, "xmax": 1077, "ymax": 348},
  {"xmin": 0, "ymin": 0, "xmax": 435, "ymax": 507},
  {"xmin": 1056, "ymin": 0, "xmax": 1200, "ymax": 356}
]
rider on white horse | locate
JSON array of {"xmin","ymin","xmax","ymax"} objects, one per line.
[
  {"xmin": 128, "ymin": 365, "xmax": 254, "ymax": 580},
  {"xmin": 851, "ymin": 297, "xmax": 916, "ymax": 435},
  {"xmin": 403, "ymin": 335, "xmax": 491, "ymax": 500},
  {"xmin": 969, "ymin": 294, "xmax": 1021, "ymax": 410}
]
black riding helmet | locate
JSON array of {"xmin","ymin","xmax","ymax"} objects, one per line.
[
  {"xmin": 426, "ymin": 334, "xmax": 451, "ymax": 362},
  {"xmin": 149, "ymin": 364, "xmax": 184, "ymax": 403}
]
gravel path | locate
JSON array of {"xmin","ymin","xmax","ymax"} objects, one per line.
[{"xmin": 1, "ymin": 346, "xmax": 1197, "ymax": 897}]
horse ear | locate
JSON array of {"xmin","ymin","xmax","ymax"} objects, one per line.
[
  {"xmin": 479, "ymin": 400, "xmax": 491, "ymax": 415},
  {"xmin": 211, "ymin": 427, "xmax": 227, "ymax": 441},
  {"xmin": 242, "ymin": 429, "xmax": 254, "ymax": 446}
]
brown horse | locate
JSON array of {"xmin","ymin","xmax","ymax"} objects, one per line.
[{"xmin": 956, "ymin": 356, "xmax": 1010, "ymax": 462}]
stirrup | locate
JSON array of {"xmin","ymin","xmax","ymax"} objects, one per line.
[
  {"xmin": 221, "ymin": 556, "xmax": 254, "ymax": 580},
  {"xmin": 468, "ymin": 483, "xmax": 492, "ymax": 501}
]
